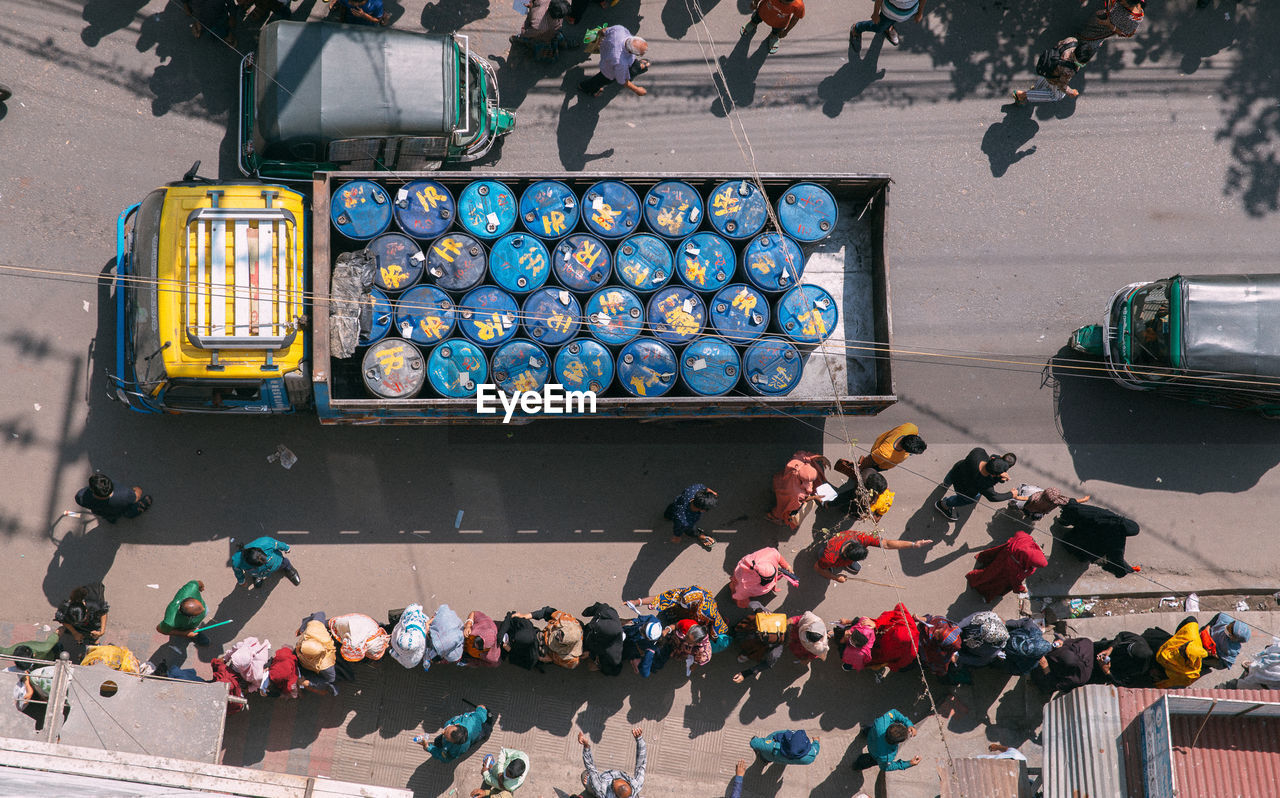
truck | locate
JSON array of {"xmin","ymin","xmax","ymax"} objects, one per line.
[{"xmin": 111, "ymin": 169, "xmax": 896, "ymax": 424}]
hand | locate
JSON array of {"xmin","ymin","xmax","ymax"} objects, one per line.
[
  {"xmin": 1079, "ymin": 495, "xmax": 1092, "ymax": 503},
  {"xmin": 632, "ymin": 728, "xmax": 643, "ymax": 739},
  {"xmin": 914, "ymin": 10, "xmax": 923, "ymax": 22},
  {"xmin": 811, "ymin": 736, "xmax": 820, "ymax": 743},
  {"xmin": 836, "ymin": 575, "xmax": 847, "ymax": 583},
  {"xmin": 871, "ymin": 10, "xmax": 880, "ymax": 23},
  {"xmin": 196, "ymin": 581, "xmax": 205, "ymax": 591},
  {"xmin": 909, "ymin": 755, "xmax": 922, "ymax": 766},
  {"xmin": 632, "ymin": 85, "xmax": 647, "ymax": 96},
  {"xmin": 915, "ymin": 539, "xmax": 935, "ymax": 548},
  {"xmin": 732, "ymin": 673, "xmax": 745, "ymax": 683},
  {"xmin": 736, "ymin": 759, "xmax": 747, "ymax": 777},
  {"xmin": 578, "ymin": 732, "xmax": 590, "ymax": 748},
  {"xmin": 988, "ymin": 742, "xmax": 1008, "ymax": 753},
  {"xmin": 908, "ymin": 726, "xmax": 918, "ymax": 738}
]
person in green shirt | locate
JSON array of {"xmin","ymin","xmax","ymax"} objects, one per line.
[
  {"xmin": 474, "ymin": 747, "xmax": 529, "ymax": 796},
  {"xmin": 156, "ymin": 580, "xmax": 210, "ymax": 646}
]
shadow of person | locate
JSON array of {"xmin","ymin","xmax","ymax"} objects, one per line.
[
  {"xmin": 493, "ymin": 39, "xmax": 592, "ymax": 110},
  {"xmin": 1034, "ymin": 519, "xmax": 1092, "ymax": 591},
  {"xmin": 42, "ymin": 526, "xmax": 121, "ymax": 608},
  {"xmin": 82, "ymin": 0, "xmax": 151, "ymax": 47},
  {"xmin": 991, "ymin": 676, "xmax": 1039, "ymax": 748},
  {"xmin": 661, "ymin": 0, "xmax": 726, "ymax": 40},
  {"xmin": 896, "ymin": 490, "xmax": 973, "ymax": 578},
  {"xmin": 684, "ymin": 668, "xmax": 738, "ymax": 736},
  {"xmin": 981, "ymin": 103, "xmax": 1039, "ymax": 177},
  {"xmin": 817, "ymin": 36, "xmax": 887, "ymax": 119},
  {"xmin": 622, "ymin": 532, "xmax": 684, "ymax": 602},
  {"xmin": 192, "ymin": 581, "xmax": 279, "ymax": 661},
  {"xmin": 556, "ymin": 70, "xmax": 616, "ymax": 170},
  {"xmin": 742, "ymin": 751, "xmax": 786, "ymax": 795},
  {"xmin": 709, "ymin": 32, "xmax": 770, "ymax": 117},
  {"xmin": 136, "ymin": 5, "xmax": 242, "ymax": 119},
  {"xmin": 420, "ymin": 0, "xmax": 491, "ymax": 33},
  {"xmin": 809, "ymin": 732, "xmax": 868, "ymax": 796}
]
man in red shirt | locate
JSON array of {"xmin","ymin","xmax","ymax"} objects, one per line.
[
  {"xmin": 740, "ymin": 0, "xmax": 804, "ymax": 55},
  {"xmin": 813, "ymin": 529, "xmax": 934, "ymax": 583}
]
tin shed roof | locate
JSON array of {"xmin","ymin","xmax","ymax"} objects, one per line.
[
  {"xmin": 939, "ymin": 757, "xmax": 1031, "ymax": 798},
  {"xmin": 1042, "ymin": 683, "xmax": 1126, "ymax": 798}
]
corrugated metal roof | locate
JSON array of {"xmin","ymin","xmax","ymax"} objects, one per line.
[
  {"xmin": 1042, "ymin": 683, "xmax": 1126, "ymax": 798},
  {"xmin": 938, "ymin": 757, "xmax": 1030, "ymax": 798},
  {"xmin": 1117, "ymin": 687, "xmax": 1280, "ymax": 798}
]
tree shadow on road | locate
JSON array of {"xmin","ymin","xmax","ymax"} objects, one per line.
[{"xmin": 1213, "ymin": 2, "xmax": 1280, "ymax": 217}]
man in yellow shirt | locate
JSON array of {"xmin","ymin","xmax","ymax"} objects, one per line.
[{"xmin": 852, "ymin": 423, "xmax": 926, "ymax": 473}]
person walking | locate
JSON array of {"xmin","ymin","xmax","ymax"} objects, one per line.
[
  {"xmin": 511, "ymin": 0, "xmax": 575, "ymax": 62},
  {"xmin": 1013, "ymin": 38, "xmax": 1097, "ymax": 105},
  {"xmin": 230, "ymin": 536, "xmax": 301, "ymax": 588},
  {"xmin": 1056, "ymin": 499, "xmax": 1141, "ymax": 577},
  {"xmin": 813, "ymin": 528, "xmax": 934, "ymax": 583},
  {"xmin": 849, "ymin": 0, "xmax": 928, "ymax": 55},
  {"xmin": 332, "ymin": 0, "xmax": 391, "ymax": 26},
  {"xmin": 1079, "ymin": 0, "xmax": 1145, "ymax": 46},
  {"xmin": 663, "ymin": 485, "xmax": 718, "ymax": 550},
  {"xmin": 851, "ymin": 422, "xmax": 926, "ymax": 474},
  {"xmin": 739, "ymin": 0, "xmax": 805, "ymax": 56},
  {"xmin": 729, "ymin": 546, "xmax": 797, "ymax": 609},
  {"xmin": 578, "ymin": 727, "xmax": 645, "ymax": 798},
  {"xmin": 156, "ymin": 580, "xmax": 210, "ymax": 646},
  {"xmin": 1008, "ymin": 485, "xmax": 1089, "ymax": 521},
  {"xmin": 964, "ymin": 530, "xmax": 1048, "ymax": 602},
  {"xmin": 473, "ymin": 748, "xmax": 530, "ymax": 797},
  {"xmin": 852, "ymin": 708, "xmax": 919, "ymax": 771},
  {"xmin": 419, "ymin": 704, "xmax": 495, "ymax": 762},
  {"xmin": 749, "ymin": 729, "xmax": 820, "ymax": 765},
  {"xmin": 74, "ymin": 471, "xmax": 152, "ymax": 523},
  {"xmin": 935, "ymin": 449, "xmax": 1017, "ymax": 522},
  {"xmin": 766, "ymin": 451, "xmax": 829, "ymax": 529},
  {"xmin": 579, "ymin": 26, "xmax": 649, "ymax": 98}
]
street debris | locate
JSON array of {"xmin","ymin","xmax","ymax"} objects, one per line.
[
  {"xmin": 1184, "ymin": 593, "xmax": 1200, "ymax": 612},
  {"xmin": 266, "ymin": 444, "xmax": 297, "ymax": 469}
]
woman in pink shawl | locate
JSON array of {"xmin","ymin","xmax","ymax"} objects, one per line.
[
  {"xmin": 766, "ymin": 451, "xmax": 830, "ymax": 529},
  {"xmin": 965, "ymin": 531, "xmax": 1048, "ymax": 602},
  {"xmin": 730, "ymin": 547, "xmax": 798, "ymax": 608}
]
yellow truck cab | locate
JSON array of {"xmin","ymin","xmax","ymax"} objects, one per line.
[{"xmin": 113, "ymin": 169, "xmax": 310, "ymax": 413}]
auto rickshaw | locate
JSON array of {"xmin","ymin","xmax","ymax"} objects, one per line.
[{"xmin": 1069, "ymin": 273, "xmax": 1280, "ymax": 414}]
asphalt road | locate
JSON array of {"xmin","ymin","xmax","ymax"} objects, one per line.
[{"xmin": 1, "ymin": 0, "xmax": 1279, "ymax": 796}]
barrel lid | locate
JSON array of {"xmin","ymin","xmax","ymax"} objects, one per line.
[
  {"xmin": 743, "ymin": 233, "xmax": 805, "ymax": 292},
  {"xmin": 554, "ymin": 339, "xmax": 614, "ymax": 394},
  {"xmin": 776, "ymin": 284, "xmax": 838, "ymax": 344},
  {"xmin": 709, "ymin": 284, "xmax": 769, "ymax": 344},
  {"xmin": 585, "ymin": 287, "xmax": 644, "ymax": 346},
  {"xmin": 681, "ymin": 337, "xmax": 741, "ymax": 397},
  {"xmin": 582, "ymin": 180, "xmax": 641, "ymax": 239},
  {"xmin": 488, "ymin": 233, "xmax": 550, "ymax": 294},
  {"xmin": 643, "ymin": 180, "xmax": 704, "ymax": 240},
  {"xmin": 458, "ymin": 180, "xmax": 518, "ymax": 239},
  {"xmin": 647, "ymin": 286, "xmax": 706, "ymax": 345},
  {"xmin": 394, "ymin": 285, "xmax": 456, "ymax": 345},
  {"xmin": 457, "ymin": 286, "xmax": 520, "ymax": 348},
  {"xmin": 357, "ymin": 288, "xmax": 393, "ymax": 347},
  {"xmin": 425, "ymin": 232, "xmax": 486, "ymax": 292},
  {"xmin": 743, "ymin": 337, "xmax": 802, "ymax": 396},
  {"xmin": 520, "ymin": 180, "xmax": 580, "ymax": 239},
  {"xmin": 491, "ymin": 339, "xmax": 551, "ymax": 394},
  {"xmin": 361, "ymin": 339, "xmax": 426, "ymax": 399},
  {"xmin": 617, "ymin": 338, "xmax": 677, "ymax": 398},
  {"xmin": 522, "ymin": 287, "xmax": 582, "ymax": 346},
  {"xmin": 552, "ymin": 233, "xmax": 611, "ymax": 292},
  {"xmin": 614, "ymin": 233, "xmax": 674, "ymax": 293},
  {"xmin": 369, "ymin": 233, "xmax": 425, "ymax": 294},
  {"xmin": 707, "ymin": 179, "xmax": 768, "ymax": 240},
  {"xmin": 777, "ymin": 182, "xmax": 837, "ymax": 243},
  {"xmin": 394, "ymin": 179, "xmax": 456, "ymax": 240},
  {"xmin": 427, "ymin": 339, "xmax": 488, "ymax": 398},
  {"xmin": 677, "ymin": 232, "xmax": 736, "ymax": 292},
  {"xmin": 332, "ymin": 180, "xmax": 393, "ymax": 240}
]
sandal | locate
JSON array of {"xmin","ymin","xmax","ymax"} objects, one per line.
[
  {"xmin": 767, "ymin": 37, "xmax": 780, "ymax": 54},
  {"xmin": 886, "ymin": 27, "xmax": 900, "ymax": 46},
  {"xmin": 697, "ymin": 534, "xmax": 716, "ymax": 551},
  {"xmin": 1012, "ymin": 90, "xmax": 1027, "ymax": 105}
]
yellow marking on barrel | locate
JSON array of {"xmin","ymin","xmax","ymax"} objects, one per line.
[
  {"xmin": 511, "ymin": 371, "xmax": 539, "ymax": 392},
  {"xmin": 599, "ymin": 291, "xmax": 627, "ymax": 315},
  {"xmin": 416, "ymin": 185, "xmax": 446, "ymax": 211},
  {"xmin": 798, "ymin": 308, "xmax": 828, "ymax": 339},
  {"xmin": 375, "ymin": 344, "xmax": 406, "ymax": 372},
  {"xmin": 541, "ymin": 211, "xmax": 567, "ymax": 236},
  {"xmin": 519, "ymin": 249, "xmax": 547, "ymax": 277},
  {"xmin": 546, "ymin": 311, "xmax": 573, "ymax": 334},
  {"xmin": 712, "ymin": 189, "xmax": 739, "ymax": 217},
  {"xmin": 473, "ymin": 315, "xmax": 503, "ymax": 341},
  {"xmin": 432, "ymin": 237, "xmax": 462, "ymax": 263},
  {"xmin": 750, "ymin": 255, "xmax": 773, "ymax": 274},
  {"xmin": 731, "ymin": 289, "xmax": 757, "ymax": 318},
  {"xmin": 419, "ymin": 316, "xmax": 446, "ymax": 340},
  {"xmin": 563, "ymin": 360, "xmax": 586, "ymax": 382},
  {"xmin": 684, "ymin": 259, "xmax": 707, "ymax": 286},
  {"xmin": 574, "ymin": 240, "xmax": 603, "ymax": 269},
  {"xmin": 592, "ymin": 203, "xmax": 620, "ymax": 231},
  {"xmin": 381, "ymin": 264, "xmax": 409, "ymax": 289}
]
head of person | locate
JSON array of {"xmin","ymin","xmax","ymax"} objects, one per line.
[
  {"xmin": 839, "ymin": 539, "xmax": 870, "ymax": 564},
  {"xmin": 243, "ymin": 547, "xmax": 268, "ymax": 567},
  {"xmin": 885, "ymin": 722, "xmax": 910, "ymax": 745},
  {"xmin": 89, "ymin": 472, "xmax": 113, "ymax": 499},
  {"xmin": 805, "ymin": 631, "xmax": 824, "ymax": 644},
  {"xmin": 691, "ymin": 488, "xmax": 717, "ymax": 512},
  {"xmin": 864, "ymin": 472, "xmax": 888, "ymax": 496},
  {"xmin": 754, "ymin": 560, "xmax": 777, "ymax": 583},
  {"xmin": 65, "ymin": 605, "xmax": 86, "ymax": 626},
  {"xmin": 1074, "ymin": 42, "xmax": 1097, "ymax": 65},
  {"xmin": 445, "ymin": 724, "xmax": 468, "ymax": 745},
  {"xmin": 625, "ymin": 37, "xmax": 647, "ymax": 57},
  {"xmin": 611, "ymin": 777, "xmax": 632, "ymax": 798},
  {"xmin": 505, "ymin": 758, "xmax": 526, "ymax": 780},
  {"xmin": 1000, "ymin": 453, "xmax": 1017, "ymax": 467},
  {"xmin": 849, "ymin": 627, "xmax": 870, "ymax": 648},
  {"xmin": 547, "ymin": 0, "xmax": 570, "ymax": 18},
  {"xmin": 643, "ymin": 620, "xmax": 662, "ymax": 641},
  {"xmin": 10, "ymin": 645, "xmax": 35, "ymax": 672},
  {"xmin": 985, "ymin": 456, "xmax": 1009, "ymax": 476},
  {"xmin": 685, "ymin": 624, "xmax": 707, "ymax": 643},
  {"xmin": 899, "ymin": 434, "xmax": 927, "ymax": 454},
  {"xmin": 180, "ymin": 598, "xmax": 205, "ymax": 617}
]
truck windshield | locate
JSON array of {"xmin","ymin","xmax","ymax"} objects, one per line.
[
  {"xmin": 465, "ymin": 58, "xmax": 484, "ymax": 139},
  {"xmin": 1128, "ymin": 283, "xmax": 1173, "ymax": 369},
  {"xmin": 129, "ymin": 189, "xmax": 168, "ymax": 392}
]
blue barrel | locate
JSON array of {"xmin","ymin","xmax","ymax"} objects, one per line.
[
  {"xmin": 489, "ymin": 233, "xmax": 550, "ymax": 294},
  {"xmin": 552, "ymin": 233, "xmax": 611, "ymax": 292},
  {"xmin": 582, "ymin": 180, "xmax": 641, "ymax": 239},
  {"xmin": 523, "ymin": 287, "xmax": 581, "ymax": 346},
  {"xmin": 427, "ymin": 339, "xmax": 489, "ymax": 398},
  {"xmin": 709, "ymin": 283, "xmax": 769, "ymax": 344},
  {"xmin": 644, "ymin": 180, "xmax": 704, "ymax": 240},
  {"xmin": 361, "ymin": 339, "xmax": 426, "ymax": 399},
  {"xmin": 458, "ymin": 180, "xmax": 518, "ymax": 239},
  {"xmin": 707, "ymin": 179, "xmax": 768, "ymax": 240},
  {"xmin": 394, "ymin": 285, "xmax": 456, "ymax": 345},
  {"xmin": 743, "ymin": 337, "xmax": 802, "ymax": 396},
  {"xmin": 776, "ymin": 284, "xmax": 838, "ymax": 345},
  {"xmin": 520, "ymin": 180, "xmax": 580, "ymax": 239},
  {"xmin": 614, "ymin": 234, "xmax": 674, "ymax": 293},
  {"xmin": 394, "ymin": 179, "xmax": 455, "ymax": 240},
  {"xmin": 425, "ymin": 232, "xmax": 487, "ymax": 292},
  {"xmin": 617, "ymin": 338, "xmax": 677, "ymax": 398},
  {"xmin": 369, "ymin": 233, "xmax": 425, "ymax": 294},
  {"xmin": 491, "ymin": 339, "xmax": 551, "ymax": 395},
  {"xmin": 585, "ymin": 287, "xmax": 644, "ymax": 347},
  {"xmin": 457, "ymin": 286, "xmax": 520, "ymax": 348},
  {"xmin": 680, "ymin": 337, "xmax": 741, "ymax": 397},
  {"xmin": 646, "ymin": 286, "xmax": 705, "ymax": 346},
  {"xmin": 677, "ymin": 232, "xmax": 736, "ymax": 292},
  {"xmin": 777, "ymin": 182, "xmax": 838, "ymax": 243},
  {"xmin": 332, "ymin": 180, "xmax": 392, "ymax": 240},
  {"xmin": 743, "ymin": 233, "xmax": 804, "ymax": 292},
  {"xmin": 555, "ymin": 339, "xmax": 614, "ymax": 394},
  {"xmin": 358, "ymin": 288, "xmax": 393, "ymax": 347}
]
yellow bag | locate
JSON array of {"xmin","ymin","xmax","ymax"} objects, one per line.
[
  {"xmin": 754, "ymin": 613, "xmax": 787, "ymax": 641},
  {"xmin": 81, "ymin": 644, "xmax": 142, "ymax": 674}
]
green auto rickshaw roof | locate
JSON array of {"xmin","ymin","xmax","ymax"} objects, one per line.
[{"xmin": 1178, "ymin": 273, "xmax": 1280, "ymax": 379}]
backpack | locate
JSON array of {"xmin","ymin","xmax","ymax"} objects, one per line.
[
  {"xmin": 754, "ymin": 613, "xmax": 788, "ymax": 644},
  {"xmin": 1035, "ymin": 38, "xmax": 1079, "ymax": 80}
]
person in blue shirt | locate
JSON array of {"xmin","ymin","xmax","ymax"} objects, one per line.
[
  {"xmin": 727, "ymin": 758, "xmax": 746, "ymax": 797},
  {"xmin": 74, "ymin": 472, "xmax": 151, "ymax": 523},
  {"xmin": 419, "ymin": 705, "xmax": 494, "ymax": 763},
  {"xmin": 852, "ymin": 708, "xmax": 919, "ymax": 771},
  {"xmin": 334, "ymin": 0, "xmax": 390, "ymax": 26},
  {"xmin": 663, "ymin": 484, "xmax": 718, "ymax": 550},
  {"xmin": 749, "ymin": 729, "xmax": 820, "ymax": 765},
  {"xmin": 230, "ymin": 536, "xmax": 300, "ymax": 588}
]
